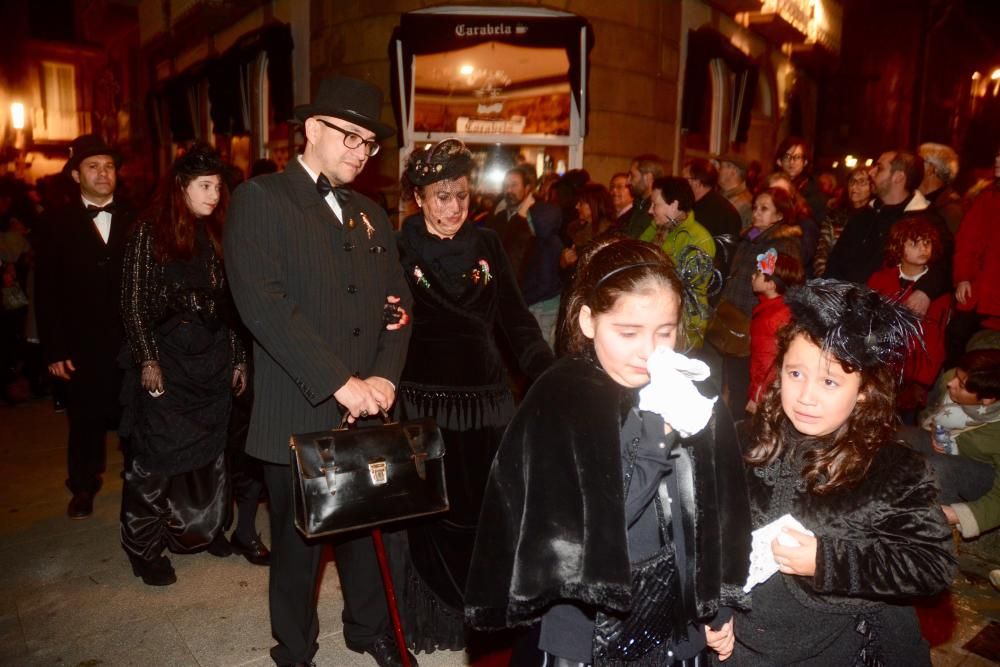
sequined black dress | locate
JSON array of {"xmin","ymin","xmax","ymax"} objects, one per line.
[
  {"xmin": 393, "ymin": 214, "xmax": 554, "ymax": 651},
  {"xmin": 119, "ymin": 220, "xmax": 246, "ymax": 560}
]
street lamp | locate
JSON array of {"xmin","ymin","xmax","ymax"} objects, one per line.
[
  {"xmin": 10, "ymin": 101, "xmax": 27, "ymax": 178},
  {"xmin": 10, "ymin": 102, "xmax": 25, "ymax": 130}
]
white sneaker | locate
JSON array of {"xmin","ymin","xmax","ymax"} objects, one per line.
[{"xmin": 989, "ymin": 569, "xmax": 1000, "ymax": 590}]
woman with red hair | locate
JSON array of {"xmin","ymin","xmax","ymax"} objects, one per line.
[{"xmin": 119, "ymin": 144, "xmax": 247, "ymax": 586}]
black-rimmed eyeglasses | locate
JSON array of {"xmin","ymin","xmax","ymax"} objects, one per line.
[{"xmin": 315, "ymin": 118, "xmax": 380, "ymax": 157}]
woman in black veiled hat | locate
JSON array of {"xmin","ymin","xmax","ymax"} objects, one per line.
[
  {"xmin": 392, "ymin": 139, "xmax": 554, "ymax": 653},
  {"xmin": 118, "ymin": 143, "xmax": 247, "ymax": 586}
]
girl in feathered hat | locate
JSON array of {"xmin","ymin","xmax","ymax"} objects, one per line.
[{"xmin": 730, "ymin": 279, "xmax": 956, "ymax": 665}]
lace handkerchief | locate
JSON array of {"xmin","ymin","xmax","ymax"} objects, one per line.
[{"xmin": 743, "ymin": 513, "xmax": 814, "ymax": 593}]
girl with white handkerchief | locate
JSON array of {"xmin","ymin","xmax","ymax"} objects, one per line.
[
  {"xmin": 466, "ymin": 238, "xmax": 751, "ymax": 666},
  {"xmin": 731, "ymin": 280, "xmax": 956, "ymax": 666}
]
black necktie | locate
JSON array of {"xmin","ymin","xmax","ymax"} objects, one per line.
[
  {"xmin": 86, "ymin": 203, "xmax": 116, "ymax": 218},
  {"xmin": 316, "ymin": 174, "xmax": 351, "ymax": 206}
]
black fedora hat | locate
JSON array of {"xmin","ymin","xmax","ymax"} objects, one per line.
[
  {"xmin": 294, "ymin": 76, "xmax": 395, "ymax": 140},
  {"xmin": 64, "ymin": 134, "xmax": 122, "ymax": 173}
]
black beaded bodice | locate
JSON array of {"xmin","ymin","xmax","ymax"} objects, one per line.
[{"xmin": 121, "ymin": 220, "xmax": 245, "ymax": 365}]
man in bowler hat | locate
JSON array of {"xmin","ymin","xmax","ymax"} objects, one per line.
[
  {"xmin": 224, "ymin": 76, "xmax": 415, "ymax": 666},
  {"xmin": 35, "ymin": 134, "xmax": 136, "ymax": 518}
]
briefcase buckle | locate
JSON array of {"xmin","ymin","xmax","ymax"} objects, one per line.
[{"xmin": 368, "ymin": 459, "xmax": 388, "ymax": 486}]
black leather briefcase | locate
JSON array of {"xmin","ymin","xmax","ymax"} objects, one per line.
[{"xmin": 289, "ymin": 411, "xmax": 448, "ymax": 538}]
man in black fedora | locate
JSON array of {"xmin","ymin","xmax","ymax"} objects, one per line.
[
  {"xmin": 35, "ymin": 133, "xmax": 136, "ymax": 518},
  {"xmin": 225, "ymin": 76, "xmax": 415, "ymax": 666}
]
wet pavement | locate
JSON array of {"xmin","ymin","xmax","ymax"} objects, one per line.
[{"xmin": 1, "ymin": 397, "xmax": 998, "ymax": 666}]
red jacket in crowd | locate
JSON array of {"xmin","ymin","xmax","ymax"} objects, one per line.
[
  {"xmin": 954, "ymin": 187, "xmax": 1000, "ymax": 324},
  {"xmin": 868, "ymin": 267, "xmax": 951, "ymax": 387},
  {"xmin": 749, "ymin": 294, "xmax": 791, "ymax": 403}
]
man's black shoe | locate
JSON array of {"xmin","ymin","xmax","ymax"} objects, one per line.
[
  {"xmin": 130, "ymin": 555, "xmax": 177, "ymax": 586},
  {"xmin": 229, "ymin": 533, "xmax": 271, "ymax": 566},
  {"xmin": 359, "ymin": 634, "xmax": 419, "ymax": 667},
  {"xmin": 67, "ymin": 492, "xmax": 94, "ymax": 519}
]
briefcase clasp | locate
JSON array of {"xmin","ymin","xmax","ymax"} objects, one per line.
[{"xmin": 368, "ymin": 459, "xmax": 388, "ymax": 486}]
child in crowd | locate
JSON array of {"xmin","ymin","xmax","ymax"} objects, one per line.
[
  {"xmin": 900, "ymin": 349, "xmax": 1000, "ymax": 541},
  {"xmin": 714, "ymin": 187, "xmax": 803, "ymax": 421},
  {"xmin": 868, "ymin": 217, "xmax": 951, "ymax": 410},
  {"xmin": 746, "ymin": 248, "xmax": 804, "ymax": 414},
  {"xmin": 465, "ymin": 238, "xmax": 751, "ymax": 666},
  {"xmin": 732, "ymin": 280, "xmax": 956, "ymax": 665}
]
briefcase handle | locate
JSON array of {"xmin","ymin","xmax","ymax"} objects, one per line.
[{"xmin": 338, "ymin": 407, "xmax": 394, "ymax": 430}]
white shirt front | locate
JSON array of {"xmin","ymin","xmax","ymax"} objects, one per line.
[
  {"xmin": 297, "ymin": 155, "xmax": 344, "ymax": 222},
  {"xmin": 81, "ymin": 195, "xmax": 113, "ymax": 244}
]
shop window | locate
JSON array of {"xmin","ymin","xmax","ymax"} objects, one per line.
[
  {"xmin": 683, "ymin": 58, "xmax": 731, "ymax": 155},
  {"xmin": 36, "ymin": 61, "xmax": 78, "ymax": 141},
  {"xmin": 392, "ymin": 7, "xmax": 592, "ymax": 191},
  {"xmin": 410, "ymin": 42, "xmax": 574, "ymax": 192}
]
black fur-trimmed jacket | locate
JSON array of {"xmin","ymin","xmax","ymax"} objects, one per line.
[
  {"xmin": 464, "ymin": 356, "xmax": 752, "ymax": 630},
  {"xmin": 730, "ymin": 429, "xmax": 956, "ymax": 665}
]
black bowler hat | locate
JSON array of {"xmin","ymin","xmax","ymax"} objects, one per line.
[
  {"xmin": 64, "ymin": 134, "xmax": 122, "ymax": 173},
  {"xmin": 293, "ymin": 76, "xmax": 395, "ymax": 140}
]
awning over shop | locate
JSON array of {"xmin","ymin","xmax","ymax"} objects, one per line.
[{"xmin": 390, "ymin": 6, "xmax": 594, "ymax": 146}]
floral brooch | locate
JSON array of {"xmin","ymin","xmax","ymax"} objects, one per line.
[
  {"xmin": 471, "ymin": 259, "xmax": 492, "ymax": 285},
  {"xmin": 412, "ymin": 265, "xmax": 430, "ymax": 289}
]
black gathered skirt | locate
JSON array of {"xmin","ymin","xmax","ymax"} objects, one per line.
[
  {"xmin": 120, "ymin": 450, "xmax": 228, "ymax": 560},
  {"xmin": 119, "ymin": 316, "xmax": 231, "ymax": 560},
  {"xmin": 394, "ymin": 383, "xmax": 514, "ymax": 652}
]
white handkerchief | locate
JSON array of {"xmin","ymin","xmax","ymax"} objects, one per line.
[
  {"xmin": 743, "ymin": 513, "xmax": 814, "ymax": 593},
  {"xmin": 638, "ymin": 346, "xmax": 717, "ymax": 437}
]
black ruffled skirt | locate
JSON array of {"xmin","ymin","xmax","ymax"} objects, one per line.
[
  {"xmin": 119, "ymin": 317, "xmax": 231, "ymax": 560},
  {"xmin": 120, "ymin": 450, "xmax": 228, "ymax": 560},
  {"xmin": 394, "ymin": 383, "xmax": 513, "ymax": 652}
]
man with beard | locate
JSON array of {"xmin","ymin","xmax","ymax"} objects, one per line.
[
  {"xmin": 826, "ymin": 149, "xmax": 951, "ymax": 315},
  {"xmin": 621, "ymin": 154, "xmax": 664, "ymax": 239},
  {"xmin": 224, "ymin": 76, "xmax": 415, "ymax": 666}
]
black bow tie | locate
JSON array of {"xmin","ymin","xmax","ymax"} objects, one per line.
[
  {"xmin": 316, "ymin": 174, "xmax": 351, "ymax": 206},
  {"xmin": 86, "ymin": 203, "xmax": 116, "ymax": 218}
]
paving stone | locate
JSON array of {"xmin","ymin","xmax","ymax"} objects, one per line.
[
  {"xmin": 4, "ymin": 397, "xmax": 1000, "ymax": 666},
  {"xmin": 22, "ymin": 614, "xmax": 198, "ymax": 666}
]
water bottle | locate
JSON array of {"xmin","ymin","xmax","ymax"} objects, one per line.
[{"xmin": 934, "ymin": 425, "xmax": 957, "ymax": 455}]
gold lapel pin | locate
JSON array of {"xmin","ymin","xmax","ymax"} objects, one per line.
[{"xmin": 360, "ymin": 212, "xmax": 375, "ymax": 240}]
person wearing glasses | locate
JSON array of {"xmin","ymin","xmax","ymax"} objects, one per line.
[
  {"xmin": 774, "ymin": 136, "xmax": 827, "ymax": 224},
  {"xmin": 224, "ymin": 77, "xmax": 416, "ymax": 667},
  {"xmin": 392, "ymin": 139, "xmax": 553, "ymax": 655},
  {"xmin": 813, "ymin": 167, "xmax": 873, "ymax": 277}
]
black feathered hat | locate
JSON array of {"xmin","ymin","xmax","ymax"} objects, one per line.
[
  {"xmin": 784, "ymin": 279, "xmax": 922, "ymax": 371},
  {"xmin": 172, "ymin": 143, "xmax": 225, "ymax": 179},
  {"xmin": 403, "ymin": 139, "xmax": 474, "ymax": 188}
]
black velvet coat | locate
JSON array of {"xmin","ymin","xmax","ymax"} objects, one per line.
[
  {"xmin": 730, "ymin": 429, "xmax": 956, "ymax": 665},
  {"xmin": 465, "ymin": 356, "xmax": 752, "ymax": 631},
  {"xmin": 393, "ymin": 215, "xmax": 553, "ymax": 650}
]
